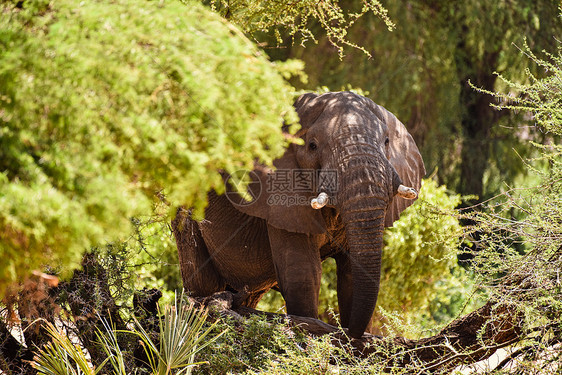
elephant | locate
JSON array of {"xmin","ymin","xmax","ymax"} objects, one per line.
[{"xmin": 172, "ymin": 91, "xmax": 425, "ymax": 338}]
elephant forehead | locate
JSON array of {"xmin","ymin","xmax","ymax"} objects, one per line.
[
  {"xmin": 336, "ymin": 132, "xmax": 383, "ymax": 146},
  {"xmin": 321, "ymin": 99, "xmax": 386, "ymax": 131},
  {"xmin": 326, "ymin": 113, "xmax": 388, "ymax": 141}
]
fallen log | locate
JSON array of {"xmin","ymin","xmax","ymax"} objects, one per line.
[{"xmin": 192, "ymin": 291, "xmax": 524, "ymax": 373}]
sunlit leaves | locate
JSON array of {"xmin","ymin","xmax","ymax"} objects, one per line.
[
  {"xmin": 32, "ymin": 295, "xmax": 223, "ymax": 375},
  {"xmin": 0, "ymin": 0, "xmax": 298, "ymax": 295},
  {"xmin": 204, "ymin": 0, "xmax": 394, "ymax": 58}
]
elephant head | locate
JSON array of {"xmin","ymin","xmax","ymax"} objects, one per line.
[{"xmin": 231, "ymin": 91, "xmax": 425, "ymax": 338}]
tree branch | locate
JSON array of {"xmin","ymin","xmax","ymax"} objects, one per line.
[{"xmin": 194, "ymin": 291, "xmax": 525, "ymax": 372}]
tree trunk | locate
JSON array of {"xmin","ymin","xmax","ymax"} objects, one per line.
[
  {"xmin": 458, "ymin": 73, "xmax": 498, "ymax": 201},
  {"xmin": 455, "ymin": 26, "xmax": 500, "ymax": 201}
]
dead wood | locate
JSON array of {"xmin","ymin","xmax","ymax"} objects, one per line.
[
  {"xmin": 0, "ymin": 318, "xmax": 34, "ymax": 373},
  {"xmin": 192, "ymin": 291, "xmax": 525, "ymax": 373}
]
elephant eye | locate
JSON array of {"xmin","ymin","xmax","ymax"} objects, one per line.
[
  {"xmin": 309, "ymin": 141, "xmax": 318, "ymax": 151},
  {"xmin": 385, "ymin": 137, "xmax": 390, "ymax": 146}
]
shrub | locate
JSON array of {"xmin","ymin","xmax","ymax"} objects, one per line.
[{"xmin": 0, "ymin": 0, "xmax": 298, "ymax": 295}]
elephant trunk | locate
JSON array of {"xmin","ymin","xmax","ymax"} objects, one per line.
[
  {"xmin": 334, "ymin": 146, "xmax": 392, "ymax": 338},
  {"xmin": 341, "ymin": 202, "xmax": 385, "ymax": 338}
]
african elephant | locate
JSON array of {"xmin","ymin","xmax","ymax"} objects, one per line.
[{"xmin": 172, "ymin": 91, "xmax": 425, "ymax": 338}]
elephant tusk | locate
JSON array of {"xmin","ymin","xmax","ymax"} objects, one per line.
[
  {"xmin": 311, "ymin": 192, "xmax": 329, "ymax": 209},
  {"xmin": 397, "ymin": 185, "xmax": 418, "ymax": 199}
]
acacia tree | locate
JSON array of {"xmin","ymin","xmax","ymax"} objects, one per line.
[
  {"xmin": 0, "ymin": 0, "xmax": 400, "ymax": 302},
  {"xmin": 202, "ymin": 0, "xmax": 394, "ymax": 58},
  {"xmin": 2, "ymin": 0, "xmax": 560, "ymax": 372},
  {"xmin": 277, "ymin": 0, "xmax": 561, "ymax": 201},
  {"xmin": 0, "ymin": 0, "xmax": 299, "ymax": 297},
  {"xmin": 462, "ymin": 46, "xmax": 562, "ymax": 372}
]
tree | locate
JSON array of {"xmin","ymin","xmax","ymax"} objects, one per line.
[
  {"xmin": 195, "ymin": 6, "xmax": 562, "ymax": 370},
  {"xmin": 445, "ymin": 1, "xmax": 560, "ymax": 200},
  {"xmin": 276, "ymin": 0, "xmax": 561, "ymax": 201},
  {"xmin": 378, "ymin": 179, "xmax": 467, "ymax": 333},
  {"xmin": 0, "ymin": 0, "xmax": 298, "ymax": 297},
  {"xmin": 462, "ymin": 44, "xmax": 562, "ymax": 372},
  {"xmin": 202, "ymin": 0, "xmax": 394, "ymax": 58},
  {"xmin": 2, "ymin": 0, "xmax": 561, "ymax": 372}
]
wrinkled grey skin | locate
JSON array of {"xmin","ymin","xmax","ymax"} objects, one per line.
[{"xmin": 173, "ymin": 92, "xmax": 425, "ymax": 338}]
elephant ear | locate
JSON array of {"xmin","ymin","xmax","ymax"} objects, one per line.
[
  {"xmin": 292, "ymin": 92, "xmax": 325, "ymax": 129},
  {"xmin": 227, "ymin": 93, "xmax": 328, "ymax": 234},
  {"xmin": 367, "ymin": 101, "xmax": 426, "ymax": 227}
]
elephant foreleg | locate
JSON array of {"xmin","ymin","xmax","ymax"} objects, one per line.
[
  {"xmin": 333, "ymin": 252, "xmax": 353, "ymax": 328},
  {"xmin": 267, "ymin": 225, "xmax": 322, "ymax": 318},
  {"xmin": 334, "ymin": 252, "xmax": 375, "ymax": 333}
]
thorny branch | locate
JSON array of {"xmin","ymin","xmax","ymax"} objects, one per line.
[{"xmin": 191, "ymin": 291, "xmax": 526, "ymax": 373}]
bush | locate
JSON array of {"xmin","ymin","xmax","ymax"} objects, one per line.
[
  {"xmin": 0, "ymin": 0, "xmax": 298, "ymax": 296},
  {"xmin": 377, "ymin": 178, "xmax": 471, "ymax": 335}
]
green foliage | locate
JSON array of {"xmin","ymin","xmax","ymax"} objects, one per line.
[
  {"xmin": 283, "ymin": 0, "xmax": 561, "ymax": 199},
  {"xmin": 128, "ymin": 208, "xmax": 182, "ymax": 302},
  {"xmin": 204, "ymin": 0, "xmax": 394, "ymax": 58},
  {"xmin": 60, "ymin": 213, "xmax": 182, "ymax": 317},
  {"xmin": 476, "ymin": 41, "xmax": 562, "ymax": 136},
  {"xmin": 378, "ymin": 178, "xmax": 467, "ymax": 332},
  {"xmin": 461, "ymin": 41, "xmax": 562, "ymax": 372},
  {"xmin": 193, "ymin": 315, "xmax": 291, "ymax": 374},
  {"xmin": 469, "ymin": 43, "xmax": 562, "ymax": 288},
  {"xmin": 32, "ymin": 322, "xmax": 101, "ymax": 375},
  {"xmin": 133, "ymin": 294, "xmax": 224, "ymax": 375},
  {"xmin": 0, "ymin": 0, "xmax": 298, "ymax": 296},
  {"xmin": 245, "ymin": 334, "xmax": 374, "ymax": 375},
  {"xmin": 193, "ymin": 314, "xmax": 381, "ymax": 375},
  {"xmin": 32, "ymin": 294, "xmax": 224, "ymax": 375},
  {"xmin": 97, "ymin": 318, "xmax": 127, "ymax": 375}
]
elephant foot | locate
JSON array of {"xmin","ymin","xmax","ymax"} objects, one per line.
[
  {"xmin": 230, "ymin": 285, "xmax": 267, "ymax": 309},
  {"xmin": 204, "ymin": 287, "xmax": 268, "ymax": 311}
]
